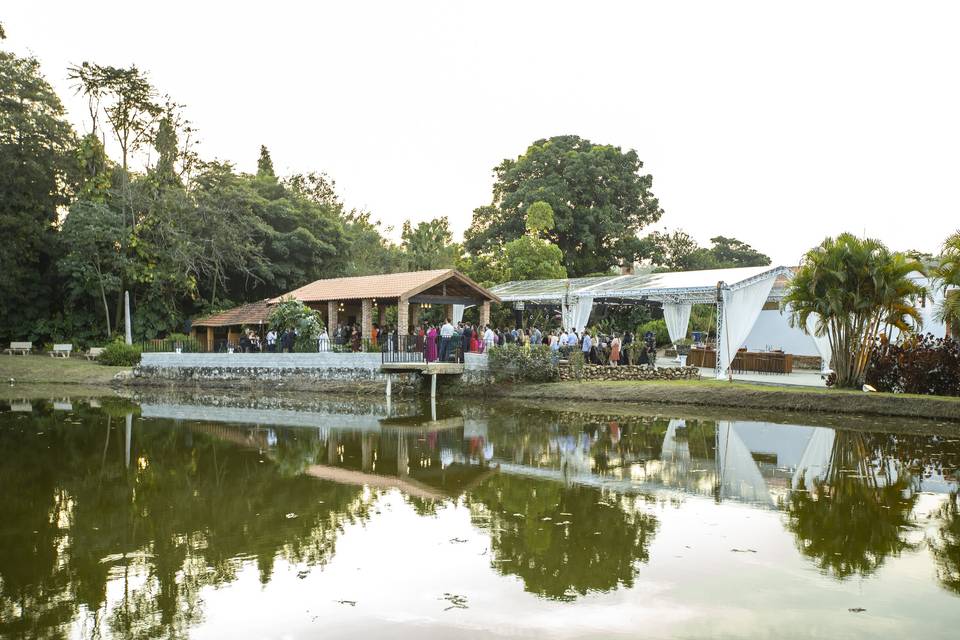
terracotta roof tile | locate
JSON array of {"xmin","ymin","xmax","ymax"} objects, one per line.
[
  {"xmin": 271, "ymin": 269, "xmax": 498, "ymax": 303},
  {"xmin": 193, "ymin": 300, "xmax": 272, "ymax": 327}
]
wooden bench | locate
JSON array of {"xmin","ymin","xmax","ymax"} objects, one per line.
[
  {"xmin": 49, "ymin": 344, "xmax": 73, "ymax": 358},
  {"xmin": 4, "ymin": 341, "xmax": 32, "ymax": 355},
  {"xmin": 85, "ymin": 347, "xmax": 105, "ymax": 361}
]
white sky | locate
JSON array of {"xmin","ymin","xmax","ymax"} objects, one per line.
[{"xmin": 5, "ymin": 1, "xmax": 960, "ymax": 264}]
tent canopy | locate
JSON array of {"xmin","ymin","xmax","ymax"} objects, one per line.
[{"xmin": 490, "ymin": 265, "xmax": 794, "ymax": 305}]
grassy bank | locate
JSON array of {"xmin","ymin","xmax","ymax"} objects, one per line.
[
  {"xmin": 0, "ymin": 355, "xmax": 129, "ymax": 386},
  {"xmin": 492, "ymin": 379, "xmax": 960, "ymax": 423}
]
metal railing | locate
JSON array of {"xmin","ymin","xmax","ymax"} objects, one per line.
[{"xmin": 382, "ymin": 334, "xmax": 464, "ymax": 364}]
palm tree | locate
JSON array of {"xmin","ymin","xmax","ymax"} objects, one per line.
[
  {"xmin": 933, "ymin": 231, "xmax": 960, "ymax": 336},
  {"xmin": 783, "ymin": 234, "xmax": 925, "ymax": 388}
]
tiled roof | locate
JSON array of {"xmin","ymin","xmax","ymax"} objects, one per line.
[
  {"xmin": 192, "ymin": 300, "xmax": 272, "ymax": 327},
  {"xmin": 272, "ymin": 269, "xmax": 498, "ymax": 303}
]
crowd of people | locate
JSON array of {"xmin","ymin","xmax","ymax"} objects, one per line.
[{"xmin": 230, "ymin": 319, "xmax": 660, "ymax": 366}]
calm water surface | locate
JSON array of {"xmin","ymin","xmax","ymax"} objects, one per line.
[{"xmin": 1, "ymin": 393, "xmax": 959, "ymax": 639}]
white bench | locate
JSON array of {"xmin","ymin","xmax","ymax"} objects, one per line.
[
  {"xmin": 4, "ymin": 341, "xmax": 32, "ymax": 355},
  {"xmin": 85, "ymin": 347, "xmax": 105, "ymax": 361},
  {"xmin": 50, "ymin": 344, "xmax": 73, "ymax": 358}
]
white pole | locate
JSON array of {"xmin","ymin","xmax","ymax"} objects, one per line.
[
  {"xmin": 430, "ymin": 373, "xmax": 437, "ymax": 399},
  {"xmin": 386, "ymin": 375, "xmax": 392, "ymax": 398},
  {"xmin": 125, "ymin": 413, "xmax": 132, "ymax": 469},
  {"xmin": 124, "ymin": 291, "xmax": 133, "ymax": 345}
]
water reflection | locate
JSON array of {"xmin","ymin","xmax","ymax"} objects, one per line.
[{"xmin": 1, "ymin": 396, "xmax": 959, "ymax": 639}]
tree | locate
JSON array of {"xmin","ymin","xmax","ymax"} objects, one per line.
[
  {"xmin": 644, "ymin": 230, "xmax": 771, "ymax": 271},
  {"xmin": 783, "ymin": 234, "xmax": 925, "ymax": 388},
  {"xmin": 934, "ymin": 231, "xmax": 960, "ymax": 334},
  {"xmin": 257, "ymin": 145, "xmax": 275, "ymax": 177},
  {"xmin": 501, "ymin": 201, "xmax": 567, "ymax": 281},
  {"xmin": 0, "ymin": 49, "xmax": 78, "ymax": 342},
  {"xmin": 400, "ymin": 217, "xmax": 461, "ymax": 271},
  {"xmin": 58, "ymin": 201, "xmax": 127, "ymax": 336},
  {"xmin": 465, "ymin": 135, "xmax": 663, "ymax": 276}
]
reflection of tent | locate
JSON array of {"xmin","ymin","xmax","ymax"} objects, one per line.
[
  {"xmin": 792, "ymin": 428, "xmax": 835, "ymax": 490},
  {"xmin": 716, "ymin": 421, "xmax": 774, "ymax": 505},
  {"xmin": 661, "ymin": 419, "xmax": 691, "ymax": 478}
]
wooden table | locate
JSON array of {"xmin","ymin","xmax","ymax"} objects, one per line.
[{"xmin": 687, "ymin": 349, "xmax": 793, "ymax": 374}]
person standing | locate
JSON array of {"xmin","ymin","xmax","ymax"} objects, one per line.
[
  {"xmin": 439, "ymin": 318, "xmax": 454, "ymax": 361},
  {"xmin": 462, "ymin": 323, "xmax": 473, "ymax": 353},
  {"xmin": 483, "ymin": 324, "xmax": 495, "ymax": 351},
  {"xmin": 581, "ymin": 330, "xmax": 592, "ymax": 363},
  {"xmin": 610, "ymin": 334, "xmax": 621, "ymax": 366},
  {"xmin": 266, "ymin": 329, "xmax": 277, "ymax": 353},
  {"xmin": 426, "ymin": 324, "xmax": 439, "ymax": 362}
]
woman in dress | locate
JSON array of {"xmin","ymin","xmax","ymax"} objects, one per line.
[
  {"xmin": 426, "ymin": 324, "xmax": 439, "ymax": 362},
  {"xmin": 610, "ymin": 334, "xmax": 621, "ymax": 367}
]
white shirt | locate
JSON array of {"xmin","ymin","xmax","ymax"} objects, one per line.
[
  {"xmin": 483, "ymin": 328, "xmax": 495, "ymax": 343},
  {"xmin": 440, "ymin": 322, "xmax": 454, "ymax": 338},
  {"xmin": 567, "ymin": 333, "xmax": 578, "ymax": 346},
  {"xmin": 266, "ymin": 331, "xmax": 277, "ymax": 345}
]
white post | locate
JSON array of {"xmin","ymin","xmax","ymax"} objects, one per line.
[
  {"xmin": 386, "ymin": 375, "xmax": 392, "ymax": 398},
  {"xmin": 125, "ymin": 413, "xmax": 132, "ymax": 469},
  {"xmin": 430, "ymin": 373, "xmax": 437, "ymax": 399},
  {"xmin": 124, "ymin": 291, "xmax": 133, "ymax": 345}
]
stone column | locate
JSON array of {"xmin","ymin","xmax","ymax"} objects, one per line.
[
  {"xmin": 327, "ymin": 300, "xmax": 338, "ymax": 334},
  {"xmin": 480, "ymin": 300, "xmax": 491, "ymax": 327},
  {"xmin": 378, "ymin": 305, "xmax": 386, "ymax": 326},
  {"xmin": 397, "ymin": 297, "xmax": 410, "ymax": 333},
  {"xmin": 443, "ymin": 304, "xmax": 454, "ymax": 322},
  {"xmin": 409, "ymin": 303, "xmax": 420, "ymax": 328},
  {"xmin": 361, "ymin": 298, "xmax": 373, "ymax": 341}
]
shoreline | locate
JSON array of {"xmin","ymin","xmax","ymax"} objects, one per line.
[{"xmin": 2, "ymin": 355, "xmax": 958, "ymax": 423}]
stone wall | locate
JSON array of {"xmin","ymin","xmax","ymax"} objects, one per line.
[
  {"xmin": 558, "ymin": 363, "xmax": 701, "ymax": 382},
  {"xmin": 134, "ymin": 352, "xmax": 420, "ymax": 393}
]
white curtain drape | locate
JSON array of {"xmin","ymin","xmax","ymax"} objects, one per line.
[
  {"xmin": 804, "ymin": 312, "xmax": 833, "ymax": 373},
  {"xmin": 716, "ymin": 274, "xmax": 777, "ymax": 379},
  {"xmin": 572, "ymin": 295, "xmax": 594, "ymax": 332},
  {"xmin": 452, "ymin": 304, "xmax": 465, "ymax": 324},
  {"xmin": 663, "ymin": 303, "xmax": 692, "ymax": 344},
  {"xmin": 716, "ymin": 421, "xmax": 774, "ymax": 505}
]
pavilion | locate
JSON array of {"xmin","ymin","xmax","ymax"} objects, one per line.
[
  {"xmin": 272, "ymin": 269, "xmax": 500, "ymax": 337},
  {"xmin": 489, "ymin": 265, "xmax": 817, "ymax": 379},
  {"xmin": 190, "ymin": 299, "xmax": 272, "ymax": 352}
]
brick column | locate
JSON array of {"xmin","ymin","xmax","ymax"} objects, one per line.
[
  {"xmin": 327, "ymin": 300, "xmax": 338, "ymax": 333},
  {"xmin": 361, "ymin": 298, "xmax": 373, "ymax": 340},
  {"xmin": 397, "ymin": 298, "xmax": 410, "ymax": 333},
  {"xmin": 480, "ymin": 300, "xmax": 491, "ymax": 327},
  {"xmin": 378, "ymin": 305, "xmax": 386, "ymax": 326},
  {"xmin": 410, "ymin": 303, "xmax": 420, "ymax": 327},
  {"xmin": 206, "ymin": 327, "xmax": 214, "ymax": 352},
  {"xmin": 444, "ymin": 304, "xmax": 454, "ymax": 322}
]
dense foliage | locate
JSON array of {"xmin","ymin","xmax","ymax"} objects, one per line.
[
  {"xmin": 465, "ymin": 135, "xmax": 664, "ymax": 276},
  {"xmin": 487, "ymin": 345, "xmax": 559, "ymax": 382},
  {"xmin": 865, "ymin": 333, "xmax": 960, "ymax": 396},
  {"xmin": 97, "ymin": 339, "xmax": 142, "ymax": 366},
  {"xmin": 268, "ymin": 297, "xmax": 324, "ymax": 352},
  {"xmin": 934, "ymin": 231, "xmax": 960, "ymax": 332}
]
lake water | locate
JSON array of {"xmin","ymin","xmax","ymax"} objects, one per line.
[{"xmin": 1, "ymin": 392, "xmax": 959, "ymax": 639}]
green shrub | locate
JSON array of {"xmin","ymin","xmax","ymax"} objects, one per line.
[
  {"xmin": 97, "ymin": 340, "xmax": 142, "ymax": 366},
  {"xmin": 568, "ymin": 350, "xmax": 586, "ymax": 381},
  {"xmin": 637, "ymin": 319, "xmax": 670, "ymax": 346},
  {"xmin": 488, "ymin": 345, "xmax": 558, "ymax": 382}
]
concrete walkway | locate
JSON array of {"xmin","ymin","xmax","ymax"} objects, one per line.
[{"xmin": 654, "ymin": 355, "xmax": 827, "ymax": 388}]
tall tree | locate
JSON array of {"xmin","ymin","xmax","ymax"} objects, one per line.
[
  {"xmin": 400, "ymin": 217, "xmax": 461, "ymax": 271},
  {"xmin": 0, "ymin": 49, "xmax": 78, "ymax": 342},
  {"xmin": 465, "ymin": 135, "xmax": 664, "ymax": 276},
  {"xmin": 257, "ymin": 145, "xmax": 275, "ymax": 177},
  {"xmin": 934, "ymin": 230, "xmax": 960, "ymax": 335},
  {"xmin": 502, "ymin": 201, "xmax": 567, "ymax": 281}
]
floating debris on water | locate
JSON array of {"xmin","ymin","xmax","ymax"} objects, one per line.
[
  {"xmin": 731, "ymin": 548, "xmax": 757, "ymax": 553},
  {"xmin": 440, "ymin": 593, "xmax": 468, "ymax": 611},
  {"xmin": 848, "ymin": 608, "xmax": 866, "ymax": 613},
  {"xmin": 285, "ymin": 513, "xmax": 298, "ymax": 519},
  {"xmin": 336, "ymin": 600, "xmax": 357, "ymax": 607}
]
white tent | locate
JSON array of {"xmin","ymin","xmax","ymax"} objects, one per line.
[{"xmin": 491, "ymin": 265, "xmax": 794, "ymax": 379}]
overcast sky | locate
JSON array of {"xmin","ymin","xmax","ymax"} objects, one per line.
[{"xmin": 6, "ymin": 1, "xmax": 960, "ymax": 264}]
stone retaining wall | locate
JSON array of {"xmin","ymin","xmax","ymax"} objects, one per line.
[
  {"xmin": 558, "ymin": 363, "xmax": 701, "ymax": 382},
  {"xmin": 134, "ymin": 352, "xmax": 419, "ymax": 393}
]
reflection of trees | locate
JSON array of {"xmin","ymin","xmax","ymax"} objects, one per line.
[
  {"xmin": 784, "ymin": 431, "xmax": 918, "ymax": 579},
  {"xmin": 0, "ymin": 403, "xmax": 373, "ymax": 639},
  {"xmin": 932, "ymin": 492, "xmax": 960, "ymax": 595},
  {"xmin": 466, "ymin": 474, "xmax": 657, "ymax": 601}
]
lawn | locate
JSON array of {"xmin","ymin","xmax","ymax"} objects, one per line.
[{"xmin": 0, "ymin": 355, "xmax": 129, "ymax": 386}]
